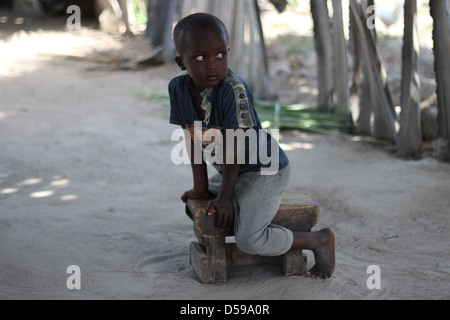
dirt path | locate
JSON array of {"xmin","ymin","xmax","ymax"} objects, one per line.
[{"xmin": 0, "ymin": 23, "xmax": 449, "ymax": 300}]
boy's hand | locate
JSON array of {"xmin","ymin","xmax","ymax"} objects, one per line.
[
  {"xmin": 207, "ymin": 197, "xmax": 234, "ymax": 231},
  {"xmin": 181, "ymin": 189, "xmax": 212, "ymax": 203}
]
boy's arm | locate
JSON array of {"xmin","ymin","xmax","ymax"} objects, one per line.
[
  {"xmin": 211, "ymin": 162, "xmax": 240, "ymax": 230},
  {"xmin": 207, "ymin": 131, "xmax": 241, "ymax": 230},
  {"xmin": 181, "ymin": 129, "xmax": 210, "ymax": 203},
  {"xmin": 216, "ymin": 162, "xmax": 240, "ymax": 201},
  {"xmin": 190, "ymin": 160, "xmax": 209, "ymax": 198}
]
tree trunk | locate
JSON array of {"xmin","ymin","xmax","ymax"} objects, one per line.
[
  {"xmin": 350, "ymin": 0, "xmax": 397, "ymax": 142},
  {"xmin": 349, "ymin": 0, "xmax": 371, "ymax": 135},
  {"xmin": 430, "ymin": 0, "xmax": 450, "ymax": 161},
  {"xmin": 310, "ymin": 0, "xmax": 334, "ymax": 112},
  {"xmin": 146, "ymin": 0, "xmax": 177, "ymax": 61},
  {"xmin": 252, "ymin": 0, "xmax": 274, "ymax": 99},
  {"xmin": 332, "ymin": 0, "xmax": 349, "ymax": 113},
  {"xmin": 398, "ymin": 0, "xmax": 422, "ymax": 157}
]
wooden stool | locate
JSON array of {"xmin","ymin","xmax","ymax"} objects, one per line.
[{"xmin": 186, "ymin": 193, "xmax": 319, "ymax": 283}]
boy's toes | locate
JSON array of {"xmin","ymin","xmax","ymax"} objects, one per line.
[{"xmin": 307, "ymin": 266, "xmax": 332, "ymax": 279}]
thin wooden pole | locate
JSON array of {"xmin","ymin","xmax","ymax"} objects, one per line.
[
  {"xmin": 398, "ymin": 0, "xmax": 422, "ymax": 156},
  {"xmin": 332, "ymin": 0, "xmax": 349, "ymax": 113},
  {"xmin": 430, "ymin": 0, "xmax": 450, "ymax": 161}
]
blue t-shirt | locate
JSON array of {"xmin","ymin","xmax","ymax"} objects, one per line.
[{"xmin": 169, "ymin": 69, "xmax": 289, "ymax": 175}]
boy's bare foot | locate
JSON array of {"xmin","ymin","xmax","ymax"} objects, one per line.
[{"xmin": 306, "ymin": 228, "xmax": 336, "ymax": 279}]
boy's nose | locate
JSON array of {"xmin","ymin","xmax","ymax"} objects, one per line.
[{"xmin": 206, "ymin": 58, "xmax": 218, "ymax": 70}]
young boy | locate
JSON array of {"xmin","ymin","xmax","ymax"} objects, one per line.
[{"xmin": 169, "ymin": 13, "xmax": 335, "ymax": 279}]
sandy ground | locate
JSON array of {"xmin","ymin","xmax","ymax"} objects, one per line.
[{"xmin": 1, "ymin": 12, "xmax": 449, "ymax": 300}]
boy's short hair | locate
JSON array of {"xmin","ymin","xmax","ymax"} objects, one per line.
[{"xmin": 173, "ymin": 13, "xmax": 229, "ymax": 54}]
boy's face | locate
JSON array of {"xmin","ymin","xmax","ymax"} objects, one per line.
[{"xmin": 175, "ymin": 28, "xmax": 229, "ymax": 93}]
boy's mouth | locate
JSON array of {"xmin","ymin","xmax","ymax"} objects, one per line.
[{"xmin": 207, "ymin": 74, "xmax": 219, "ymax": 81}]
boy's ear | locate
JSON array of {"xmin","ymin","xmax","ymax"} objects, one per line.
[{"xmin": 175, "ymin": 56, "xmax": 186, "ymax": 71}]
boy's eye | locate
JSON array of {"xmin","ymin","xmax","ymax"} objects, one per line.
[{"xmin": 195, "ymin": 53, "xmax": 226, "ymax": 61}]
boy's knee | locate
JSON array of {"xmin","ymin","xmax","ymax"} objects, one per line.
[
  {"xmin": 234, "ymin": 226, "xmax": 291, "ymax": 256},
  {"xmin": 234, "ymin": 233, "xmax": 264, "ymax": 255}
]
